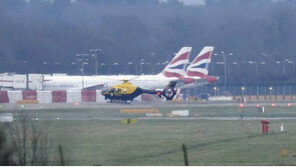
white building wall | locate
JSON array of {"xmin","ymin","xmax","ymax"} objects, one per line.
[
  {"xmin": 7, "ymin": 91, "xmax": 22, "ymax": 103},
  {"xmin": 37, "ymin": 91, "xmax": 52, "ymax": 103},
  {"xmin": 67, "ymin": 90, "xmax": 81, "ymax": 103},
  {"xmin": 28, "ymin": 74, "xmax": 43, "ymax": 90},
  {"xmin": 13, "ymin": 74, "xmax": 27, "ymax": 89},
  {"xmin": 0, "ymin": 74, "xmax": 3, "ymax": 87},
  {"xmin": 3, "ymin": 75, "xmax": 13, "ymax": 88},
  {"xmin": 96, "ymin": 90, "xmax": 105, "ymax": 103}
]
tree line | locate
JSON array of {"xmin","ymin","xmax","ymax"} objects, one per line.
[{"xmin": 0, "ymin": 0, "xmax": 296, "ymax": 83}]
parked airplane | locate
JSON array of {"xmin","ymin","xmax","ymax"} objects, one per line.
[
  {"xmin": 42, "ymin": 47, "xmax": 192, "ymax": 91},
  {"xmin": 179, "ymin": 46, "xmax": 218, "ymax": 89}
]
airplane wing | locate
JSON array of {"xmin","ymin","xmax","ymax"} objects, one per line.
[{"xmin": 83, "ymin": 83, "xmax": 106, "ymax": 90}]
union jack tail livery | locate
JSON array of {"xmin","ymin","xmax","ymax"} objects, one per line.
[
  {"xmin": 160, "ymin": 47, "xmax": 192, "ymax": 79},
  {"xmin": 185, "ymin": 46, "xmax": 217, "ymax": 83},
  {"xmin": 186, "ymin": 46, "xmax": 213, "ymax": 78}
]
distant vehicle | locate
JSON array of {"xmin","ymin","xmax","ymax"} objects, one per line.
[{"xmin": 101, "ymin": 80, "xmax": 177, "ymax": 103}]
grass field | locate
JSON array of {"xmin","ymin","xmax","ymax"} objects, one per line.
[
  {"xmin": 2, "ymin": 105, "xmax": 296, "ymax": 119},
  {"xmin": 1, "ymin": 105, "xmax": 296, "ymax": 165}
]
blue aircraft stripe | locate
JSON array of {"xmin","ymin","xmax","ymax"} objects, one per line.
[
  {"xmin": 169, "ymin": 64, "xmax": 184, "ymax": 70},
  {"xmin": 191, "ymin": 63, "xmax": 208, "ymax": 69}
]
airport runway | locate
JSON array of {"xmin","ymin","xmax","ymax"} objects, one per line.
[
  {"xmin": 3, "ymin": 101, "xmax": 296, "ymax": 121},
  {"xmin": 26, "ymin": 116, "xmax": 296, "ymax": 121},
  {"xmin": 1, "ymin": 101, "xmax": 296, "ymax": 110}
]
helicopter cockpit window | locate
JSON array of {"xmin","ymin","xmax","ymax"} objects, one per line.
[
  {"xmin": 108, "ymin": 88, "xmax": 115, "ymax": 93},
  {"xmin": 115, "ymin": 89, "xmax": 121, "ymax": 94}
]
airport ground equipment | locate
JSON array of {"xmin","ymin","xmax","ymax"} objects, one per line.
[
  {"xmin": 121, "ymin": 119, "xmax": 138, "ymax": 124},
  {"xmin": 280, "ymin": 123, "xmax": 285, "ymax": 132},
  {"xmin": 261, "ymin": 119, "xmax": 270, "ymax": 133},
  {"xmin": 101, "ymin": 81, "xmax": 177, "ymax": 103}
]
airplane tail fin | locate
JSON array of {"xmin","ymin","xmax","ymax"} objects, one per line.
[
  {"xmin": 160, "ymin": 47, "xmax": 192, "ymax": 79},
  {"xmin": 186, "ymin": 46, "xmax": 214, "ymax": 79}
]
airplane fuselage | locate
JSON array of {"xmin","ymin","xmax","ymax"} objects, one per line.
[{"xmin": 43, "ymin": 74, "xmax": 176, "ymax": 91}]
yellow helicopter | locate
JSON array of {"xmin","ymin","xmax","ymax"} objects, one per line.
[{"xmin": 101, "ymin": 80, "xmax": 177, "ymax": 103}]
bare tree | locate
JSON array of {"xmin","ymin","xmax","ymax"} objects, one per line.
[
  {"xmin": 7, "ymin": 110, "xmax": 52, "ymax": 165},
  {"xmin": 0, "ymin": 128, "xmax": 17, "ymax": 165}
]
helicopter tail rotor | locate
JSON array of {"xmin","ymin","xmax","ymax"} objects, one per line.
[{"xmin": 161, "ymin": 81, "xmax": 177, "ymax": 100}]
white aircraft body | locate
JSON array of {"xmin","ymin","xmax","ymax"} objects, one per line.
[
  {"xmin": 43, "ymin": 74, "xmax": 175, "ymax": 91},
  {"xmin": 43, "ymin": 47, "xmax": 192, "ymax": 91},
  {"xmin": 43, "ymin": 46, "xmax": 217, "ymax": 91}
]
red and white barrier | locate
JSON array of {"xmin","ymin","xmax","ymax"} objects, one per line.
[
  {"xmin": 96, "ymin": 90, "xmax": 105, "ymax": 102},
  {"xmin": 22, "ymin": 90, "xmax": 37, "ymax": 100},
  {"xmin": 82, "ymin": 90, "xmax": 96, "ymax": 102},
  {"xmin": 7, "ymin": 91, "xmax": 22, "ymax": 103},
  {"xmin": 0, "ymin": 90, "xmax": 107, "ymax": 104},
  {"xmin": 37, "ymin": 91, "xmax": 52, "ymax": 103},
  {"xmin": 0, "ymin": 91, "xmax": 9, "ymax": 103},
  {"xmin": 52, "ymin": 90, "xmax": 67, "ymax": 103},
  {"xmin": 67, "ymin": 90, "xmax": 81, "ymax": 103}
]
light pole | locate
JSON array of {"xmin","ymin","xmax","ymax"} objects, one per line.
[
  {"xmin": 43, "ymin": 61, "xmax": 48, "ymax": 74},
  {"xmin": 100, "ymin": 63, "xmax": 106, "ymax": 74},
  {"xmin": 231, "ymin": 61, "xmax": 238, "ymax": 73},
  {"xmin": 213, "ymin": 86, "xmax": 218, "ymax": 96},
  {"xmin": 108, "ymin": 64, "xmax": 111, "ymax": 74},
  {"xmin": 259, "ymin": 61, "xmax": 266, "ymax": 76},
  {"xmin": 128, "ymin": 62, "xmax": 133, "ymax": 74},
  {"xmin": 214, "ymin": 52, "xmax": 234, "ymax": 89},
  {"xmin": 71, "ymin": 62, "xmax": 76, "ymax": 75},
  {"xmin": 269, "ymin": 86, "xmax": 273, "ymax": 99},
  {"xmin": 216, "ymin": 61, "xmax": 225, "ymax": 87},
  {"xmin": 76, "ymin": 54, "xmax": 89, "ymax": 74},
  {"xmin": 135, "ymin": 63, "xmax": 137, "ymax": 75},
  {"xmin": 76, "ymin": 53, "xmax": 89, "ymax": 89},
  {"xmin": 275, "ymin": 61, "xmax": 282, "ymax": 75},
  {"xmin": 282, "ymin": 59, "xmax": 294, "ymax": 74},
  {"xmin": 156, "ymin": 62, "xmax": 161, "ymax": 73},
  {"xmin": 283, "ymin": 60, "xmax": 287, "ymax": 74},
  {"xmin": 54, "ymin": 62, "xmax": 60, "ymax": 73},
  {"xmin": 162, "ymin": 61, "xmax": 169, "ymax": 71},
  {"xmin": 90, "ymin": 48, "xmax": 102, "ymax": 75},
  {"xmin": 146, "ymin": 62, "xmax": 150, "ymax": 74},
  {"xmin": 286, "ymin": 60, "xmax": 295, "ymax": 73},
  {"xmin": 241, "ymin": 86, "xmax": 245, "ymax": 98},
  {"xmin": 248, "ymin": 61, "xmax": 259, "ymax": 74},
  {"xmin": 140, "ymin": 59, "xmax": 144, "ymax": 74},
  {"xmin": 221, "ymin": 52, "xmax": 226, "ymax": 87},
  {"xmin": 151, "ymin": 52, "xmax": 155, "ymax": 74},
  {"xmin": 113, "ymin": 62, "xmax": 118, "ymax": 75}
]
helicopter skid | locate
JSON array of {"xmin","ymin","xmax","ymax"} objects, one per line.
[{"xmin": 107, "ymin": 99, "xmax": 132, "ymax": 104}]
